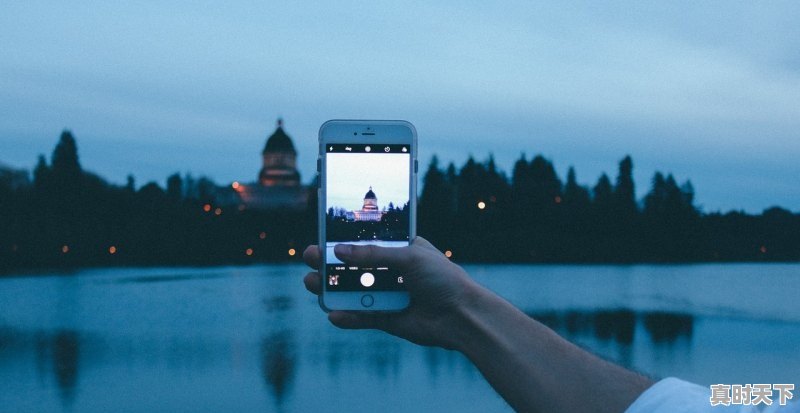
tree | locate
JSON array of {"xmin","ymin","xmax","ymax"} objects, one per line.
[
  {"xmin": 126, "ymin": 175, "xmax": 136, "ymax": 192},
  {"xmin": 166, "ymin": 173, "xmax": 183, "ymax": 201},
  {"xmin": 593, "ymin": 173, "xmax": 613, "ymax": 208},
  {"xmin": 529, "ymin": 155, "xmax": 562, "ymax": 208},
  {"xmin": 563, "ymin": 167, "xmax": 590, "ymax": 208},
  {"xmin": 33, "ymin": 155, "xmax": 50, "ymax": 192},
  {"xmin": 51, "ymin": 130, "xmax": 82, "ymax": 183},
  {"xmin": 613, "ymin": 155, "xmax": 636, "ymax": 217},
  {"xmin": 419, "ymin": 156, "xmax": 457, "ymax": 245}
]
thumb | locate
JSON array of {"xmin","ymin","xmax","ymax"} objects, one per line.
[{"xmin": 333, "ymin": 243, "xmax": 416, "ymax": 269}]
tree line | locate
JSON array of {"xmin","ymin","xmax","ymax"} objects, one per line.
[
  {"xmin": 1, "ymin": 131, "xmax": 799, "ymax": 273},
  {"xmin": 418, "ymin": 154, "xmax": 800, "ymax": 262},
  {"xmin": 0, "ymin": 131, "xmax": 316, "ymax": 273}
]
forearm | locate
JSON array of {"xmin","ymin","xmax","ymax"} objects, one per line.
[{"xmin": 453, "ymin": 283, "xmax": 653, "ymax": 413}]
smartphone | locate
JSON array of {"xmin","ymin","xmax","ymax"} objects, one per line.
[{"xmin": 318, "ymin": 120, "xmax": 417, "ymax": 311}]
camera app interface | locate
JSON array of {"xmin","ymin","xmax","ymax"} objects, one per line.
[{"xmin": 325, "ymin": 144, "xmax": 410, "ymax": 291}]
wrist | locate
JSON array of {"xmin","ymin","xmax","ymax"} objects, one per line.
[{"xmin": 446, "ymin": 279, "xmax": 500, "ymax": 354}]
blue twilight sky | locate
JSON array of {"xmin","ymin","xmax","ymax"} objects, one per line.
[{"xmin": 1, "ymin": 1, "xmax": 799, "ymax": 213}]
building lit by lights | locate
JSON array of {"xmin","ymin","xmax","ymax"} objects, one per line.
[
  {"xmin": 346, "ymin": 187, "xmax": 386, "ymax": 222},
  {"xmin": 226, "ymin": 119, "xmax": 310, "ymax": 210}
]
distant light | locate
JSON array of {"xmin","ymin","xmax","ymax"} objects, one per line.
[
  {"xmin": 109, "ymin": 246, "xmax": 117, "ymax": 255},
  {"xmin": 490, "ymin": 196, "xmax": 497, "ymax": 202},
  {"xmin": 760, "ymin": 246, "xmax": 767, "ymax": 253},
  {"xmin": 61, "ymin": 245, "xmax": 69, "ymax": 254},
  {"xmin": 259, "ymin": 232, "xmax": 267, "ymax": 240},
  {"xmin": 554, "ymin": 196, "xmax": 562, "ymax": 204},
  {"xmin": 203, "ymin": 204, "xmax": 212, "ymax": 212},
  {"xmin": 232, "ymin": 181, "xmax": 240, "ymax": 189},
  {"xmin": 477, "ymin": 201, "xmax": 486, "ymax": 210},
  {"xmin": 288, "ymin": 248, "xmax": 296, "ymax": 256},
  {"xmin": 444, "ymin": 250, "xmax": 453, "ymax": 258},
  {"xmin": 245, "ymin": 248, "xmax": 254, "ymax": 256},
  {"xmin": 11, "ymin": 244, "xmax": 18, "ymax": 252},
  {"xmin": 214, "ymin": 208, "xmax": 222, "ymax": 216},
  {"xmin": 238, "ymin": 205, "xmax": 246, "ymax": 211}
]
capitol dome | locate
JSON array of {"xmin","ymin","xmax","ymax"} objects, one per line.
[
  {"xmin": 362, "ymin": 186, "xmax": 379, "ymax": 211},
  {"xmin": 259, "ymin": 118, "xmax": 300, "ymax": 187}
]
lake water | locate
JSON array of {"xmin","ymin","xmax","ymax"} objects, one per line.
[{"xmin": 1, "ymin": 263, "xmax": 799, "ymax": 412}]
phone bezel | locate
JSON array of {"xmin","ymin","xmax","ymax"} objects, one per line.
[{"xmin": 318, "ymin": 119, "xmax": 416, "ymax": 312}]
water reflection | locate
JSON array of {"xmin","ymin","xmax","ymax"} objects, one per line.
[
  {"xmin": 527, "ymin": 309, "xmax": 693, "ymax": 345},
  {"xmin": 365, "ymin": 338, "xmax": 402, "ymax": 378},
  {"xmin": 263, "ymin": 295, "xmax": 293, "ymax": 313},
  {"xmin": 643, "ymin": 312, "xmax": 693, "ymax": 343},
  {"xmin": 2, "ymin": 328, "xmax": 83, "ymax": 407},
  {"xmin": 2, "ymin": 263, "xmax": 796, "ymax": 413},
  {"xmin": 261, "ymin": 331, "xmax": 296, "ymax": 406},
  {"xmin": 52, "ymin": 331, "xmax": 81, "ymax": 406}
]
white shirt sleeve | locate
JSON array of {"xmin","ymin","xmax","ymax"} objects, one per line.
[{"xmin": 625, "ymin": 377, "xmax": 769, "ymax": 413}]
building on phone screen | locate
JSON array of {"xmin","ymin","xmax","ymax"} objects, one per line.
[
  {"xmin": 346, "ymin": 187, "xmax": 386, "ymax": 222},
  {"xmin": 223, "ymin": 119, "xmax": 310, "ymax": 210}
]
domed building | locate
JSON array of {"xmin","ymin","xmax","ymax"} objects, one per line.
[
  {"xmin": 231, "ymin": 119, "xmax": 310, "ymax": 210},
  {"xmin": 351, "ymin": 187, "xmax": 386, "ymax": 222},
  {"xmin": 259, "ymin": 119, "xmax": 301, "ymax": 187}
]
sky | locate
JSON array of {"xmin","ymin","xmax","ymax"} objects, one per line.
[
  {"xmin": 326, "ymin": 153, "xmax": 410, "ymax": 212},
  {"xmin": 1, "ymin": 1, "xmax": 799, "ymax": 213}
]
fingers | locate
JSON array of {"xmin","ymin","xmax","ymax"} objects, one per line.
[
  {"xmin": 333, "ymin": 243, "xmax": 416, "ymax": 269},
  {"xmin": 303, "ymin": 245, "xmax": 321, "ymax": 269},
  {"xmin": 412, "ymin": 236, "xmax": 439, "ymax": 252},
  {"xmin": 328, "ymin": 311, "xmax": 396, "ymax": 331},
  {"xmin": 303, "ymin": 272, "xmax": 321, "ymax": 295}
]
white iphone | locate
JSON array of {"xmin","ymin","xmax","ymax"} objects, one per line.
[{"xmin": 318, "ymin": 120, "xmax": 417, "ymax": 311}]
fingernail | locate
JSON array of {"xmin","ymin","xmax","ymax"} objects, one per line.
[{"xmin": 334, "ymin": 244, "xmax": 353, "ymax": 256}]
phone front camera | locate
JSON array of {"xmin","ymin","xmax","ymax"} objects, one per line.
[{"xmin": 353, "ymin": 132, "xmax": 357, "ymax": 135}]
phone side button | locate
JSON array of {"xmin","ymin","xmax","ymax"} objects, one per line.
[{"xmin": 360, "ymin": 294, "xmax": 374, "ymax": 308}]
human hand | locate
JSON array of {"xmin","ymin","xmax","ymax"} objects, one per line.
[
  {"xmin": 302, "ymin": 237, "xmax": 484, "ymax": 350},
  {"xmin": 305, "ymin": 238, "xmax": 654, "ymax": 413}
]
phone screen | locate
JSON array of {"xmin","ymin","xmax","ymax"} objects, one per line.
[{"xmin": 324, "ymin": 143, "xmax": 411, "ymax": 292}]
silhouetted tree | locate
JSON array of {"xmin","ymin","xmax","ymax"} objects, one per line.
[
  {"xmin": 125, "ymin": 174, "xmax": 136, "ymax": 192},
  {"xmin": 3, "ymin": 130, "xmax": 799, "ymax": 274},
  {"xmin": 643, "ymin": 172, "xmax": 700, "ymax": 260},
  {"xmin": 419, "ymin": 156, "xmax": 456, "ymax": 247},
  {"xmin": 51, "ymin": 130, "xmax": 82, "ymax": 183},
  {"xmin": 563, "ymin": 167, "xmax": 591, "ymax": 208},
  {"xmin": 33, "ymin": 155, "xmax": 50, "ymax": 192},
  {"xmin": 613, "ymin": 155, "xmax": 636, "ymax": 218},
  {"xmin": 608, "ymin": 156, "xmax": 641, "ymax": 260},
  {"xmin": 562, "ymin": 167, "xmax": 593, "ymax": 260},
  {"xmin": 593, "ymin": 174, "xmax": 613, "ymax": 211},
  {"xmin": 166, "ymin": 173, "xmax": 183, "ymax": 201}
]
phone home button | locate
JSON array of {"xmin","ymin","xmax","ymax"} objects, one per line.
[{"xmin": 361, "ymin": 294, "xmax": 374, "ymax": 308}]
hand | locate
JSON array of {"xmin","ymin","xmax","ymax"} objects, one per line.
[
  {"xmin": 305, "ymin": 237, "xmax": 653, "ymax": 413},
  {"xmin": 303, "ymin": 237, "xmax": 483, "ymax": 350}
]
